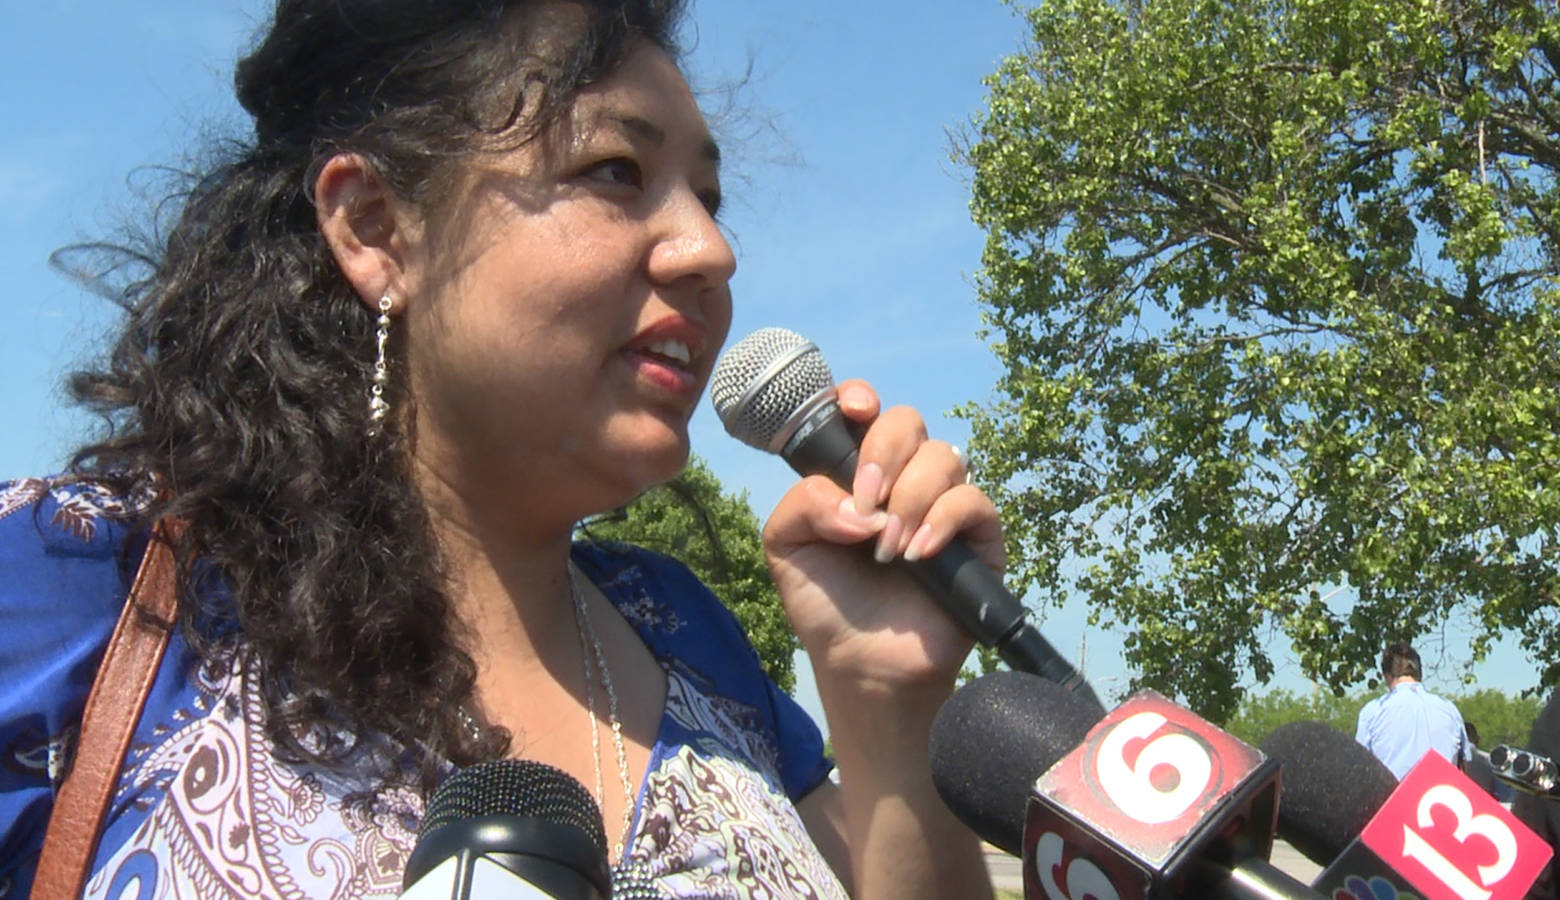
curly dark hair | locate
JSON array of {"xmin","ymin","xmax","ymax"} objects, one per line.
[{"xmin": 61, "ymin": 0, "xmax": 688, "ymax": 791}]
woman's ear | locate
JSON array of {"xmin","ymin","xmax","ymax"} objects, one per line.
[{"xmin": 315, "ymin": 153, "xmax": 420, "ymax": 312}]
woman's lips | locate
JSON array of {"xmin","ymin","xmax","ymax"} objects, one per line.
[{"xmin": 625, "ymin": 348, "xmax": 699, "ymax": 395}]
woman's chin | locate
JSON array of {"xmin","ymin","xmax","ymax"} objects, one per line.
[
  {"xmin": 640, "ymin": 441, "xmax": 693, "ymax": 486},
  {"xmin": 597, "ymin": 439, "xmax": 691, "ymax": 498}
]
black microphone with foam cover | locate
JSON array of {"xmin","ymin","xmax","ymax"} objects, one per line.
[
  {"xmin": 1264, "ymin": 721, "xmax": 1553, "ymax": 900},
  {"xmin": 709, "ymin": 327, "xmax": 1101, "ymax": 711},
  {"xmin": 401, "ymin": 759, "xmax": 612, "ymax": 899},
  {"xmin": 1257, "ymin": 720, "xmax": 1415, "ymax": 900},
  {"xmin": 1258, "ymin": 720, "xmax": 1398, "ymax": 867},
  {"xmin": 1512, "ymin": 690, "xmax": 1560, "ymax": 900},
  {"xmin": 930, "ymin": 670, "xmax": 1318, "ymax": 899},
  {"xmin": 930, "ymin": 669, "xmax": 1103, "ymax": 855}
]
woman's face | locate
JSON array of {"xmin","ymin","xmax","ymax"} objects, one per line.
[{"xmin": 398, "ymin": 39, "xmax": 735, "ymax": 527}]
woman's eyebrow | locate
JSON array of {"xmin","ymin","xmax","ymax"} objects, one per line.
[{"xmin": 598, "ymin": 112, "xmax": 722, "ymax": 166}]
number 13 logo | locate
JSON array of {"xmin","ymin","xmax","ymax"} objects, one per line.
[{"xmin": 1400, "ymin": 783, "xmax": 1516, "ymax": 900}]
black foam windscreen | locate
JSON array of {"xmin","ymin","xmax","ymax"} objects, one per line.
[
  {"xmin": 419, "ymin": 758, "xmax": 609, "ymax": 856},
  {"xmin": 929, "ymin": 669, "xmax": 1104, "ymax": 855},
  {"xmin": 1259, "ymin": 719, "xmax": 1398, "ymax": 865}
]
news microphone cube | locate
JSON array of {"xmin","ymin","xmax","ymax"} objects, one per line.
[
  {"xmin": 1312, "ymin": 840, "xmax": 1421, "ymax": 900},
  {"xmin": 1021, "ymin": 689, "xmax": 1280, "ymax": 899},
  {"xmin": 1313, "ymin": 752, "xmax": 1552, "ymax": 900}
]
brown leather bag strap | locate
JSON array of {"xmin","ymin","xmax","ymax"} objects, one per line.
[{"xmin": 32, "ymin": 519, "xmax": 184, "ymax": 900}]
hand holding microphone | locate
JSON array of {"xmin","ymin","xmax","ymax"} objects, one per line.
[
  {"xmin": 711, "ymin": 328, "xmax": 1099, "ymax": 708},
  {"xmin": 711, "ymin": 330, "xmax": 1001, "ymax": 897}
]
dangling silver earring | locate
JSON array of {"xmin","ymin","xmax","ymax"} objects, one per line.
[{"xmin": 368, "ymin": 293, "xmax": 393, "ymax": 432}]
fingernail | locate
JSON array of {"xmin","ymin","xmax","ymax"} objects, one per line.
[
  {"xmin": 902, "ymin": 523, "xmax": 935, "ymax": 561},
  {"xmin": 838, "ymin": 385, "xmax": 873, "ymax": 413},
  {"xmin": 874, "ymin": 515, "xmax": 904, "ymax": 563},
  {"xmin": 853, "ymin": 463, "xmax": 883, "ymax": 516},
  {"xmin": 838, "ymin": 496, "xmax": 888, "ymax": 532}
]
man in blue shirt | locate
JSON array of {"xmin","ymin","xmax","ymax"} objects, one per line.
[{"xmin": 1355, "ymin": 643, "xmax": 1471, "ymax": 779}]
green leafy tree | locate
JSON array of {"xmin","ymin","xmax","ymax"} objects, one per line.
[
  {"xmin": 961, "ymin": 0, "xmax": 1560, "ymax": 719},
  {"xmin": 1456, "ymin": 687, "xmax": 1546, "ymax": 747},
  {"xmin": 582, "ymin": 455, "xmax": 798, "ymax": 693},
  {"xmin": 1222, "ymin": 687, "xmax": 1369, "ymax": 745}
]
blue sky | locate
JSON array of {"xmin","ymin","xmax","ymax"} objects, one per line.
[{"xmin": 0, "ymin": 0, "xmax": 1538, "ymax": 728}]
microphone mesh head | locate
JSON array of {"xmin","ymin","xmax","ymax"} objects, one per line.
[
  {"xmin": 709, "ymin": 327, "xmax": 834, "ymax": 449},
  {"xmin": 419, "ymin": 758, "xmax": 607, "ymax": 856},
  {"xmin": 612, "ymin": 860, "xmax": 665, "ymax": 898}
]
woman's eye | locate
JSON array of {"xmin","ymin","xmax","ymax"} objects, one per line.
[{"xmin": 583, "ymin": 158, "xmax": 643, "ymax": 189}]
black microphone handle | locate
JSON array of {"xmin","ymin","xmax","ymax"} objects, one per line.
[{"xmin": 780, "ymin": 400, "xmax": 1102, "ymax": 711}]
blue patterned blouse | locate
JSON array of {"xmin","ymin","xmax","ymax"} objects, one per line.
[{"xmin": 0, "ymin": 477, "xmax": 844, "ymax": 899}]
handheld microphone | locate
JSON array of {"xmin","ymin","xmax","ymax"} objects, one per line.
[
  {"xmin": 1262, "ymin": 723, "xmax": 1552, "ymax": 900},
  {"xmin": 1259, "ymin": 721, "xmax": 1400, "ymax": 868},
  {"xmin": 929, "ymin": 669, "xmax": 1103, "ymax": 854},
  {"xmin": 709, "ymin": 327, "xmax": 1100, "ymax": 710},
  {"xmin": 1261, "ymin": 720, "xmax": 1420, "ymax": 899},
  {"xmin": 401, "ymin": 759, "xmax": 613, "ymax": 900},
  {"xmin": 1490, "ymin": 744, "xmax": 1560, "ymax": 795},
  {"xmin": 930, "ymin": 670, "xmax": 1319, "ymax": 898}
]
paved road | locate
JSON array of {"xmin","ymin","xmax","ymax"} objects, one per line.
[
  {"xmin": 986, "ymin": 839, "xmax": 1322, "ymax": 893},
  {"xmin": 1269, "ymin": 839, "xmax": 1323, "ymax": 884}
]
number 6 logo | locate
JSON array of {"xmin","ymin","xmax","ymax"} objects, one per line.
[
  {"xmin": 1034, "ymin": 832, "xmax": 1121, "ymax": 900},
  {"xmin": 1095, "ymin": 711, "xmax": 1214, "ymax": 824}
]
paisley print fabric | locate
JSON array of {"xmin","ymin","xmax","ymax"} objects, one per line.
[{"xmin": 0, "ymin": 477, "xmax": 843, "ymax": 899}]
